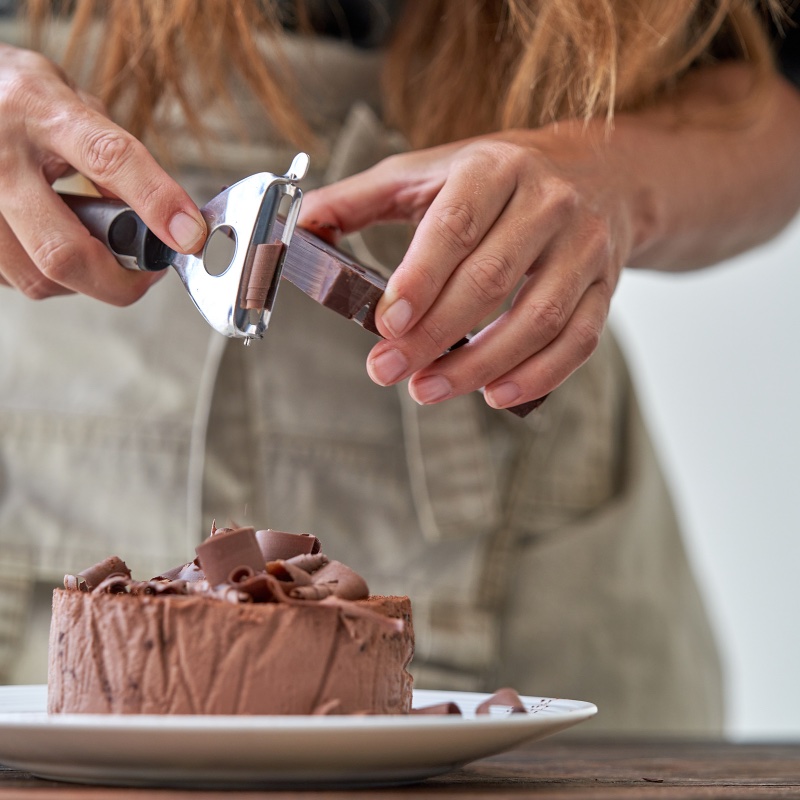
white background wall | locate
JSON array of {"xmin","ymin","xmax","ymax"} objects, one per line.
[{"xmin": 610, "ymin": 214, "xmax": 800, "ymax": 740}]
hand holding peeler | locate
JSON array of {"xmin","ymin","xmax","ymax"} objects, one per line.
[{"xmin": 60, "ymin": 153, "xmax": 310, "ymax": 345}]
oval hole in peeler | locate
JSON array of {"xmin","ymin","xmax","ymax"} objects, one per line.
[{"xmin": 203, "ymin": 225, "xmax": 237, "ymax": 276}]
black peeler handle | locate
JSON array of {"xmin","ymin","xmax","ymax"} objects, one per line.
[{"xmin": 59, "ymin": 193, "xmax": 175, "ymax": 272}]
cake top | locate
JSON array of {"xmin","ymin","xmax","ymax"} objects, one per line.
[{"xmin": 63, "ymin": 524, "xmax": 370, "ymax": 607}]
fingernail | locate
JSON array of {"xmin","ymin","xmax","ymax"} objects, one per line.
[
  {"xmin": 368, "ymin": 348, "xmax": 408, "ymax": 385},
  {"xmin": 169, "ymin": 212, "xmax": 205, "ymax": 252},
  {"xmin": 381, "ymin": 298, "xmax": 413, "ymax": 338},
  {"xmin": 485, "ymin": 381, "xmax": 521, "ymax": 408},
  {"xmin": 411, "ymin": 375, "xmax": 453, "ymax": 405}
]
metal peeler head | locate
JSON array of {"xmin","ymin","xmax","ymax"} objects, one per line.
[{"xmin": 170, "ymin": 153, "xmax": 309, "ymax": 344}]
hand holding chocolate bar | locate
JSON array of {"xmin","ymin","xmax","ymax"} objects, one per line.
[{"xmin": 298, "ymin": 129, "xmax": 629, "ymax": 412}]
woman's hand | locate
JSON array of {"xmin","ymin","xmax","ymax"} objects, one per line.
[
  {"xmin": 0, "ymin": 44, "xmax": 206, "ymax": 304},
  {"xmin": 299, "ymin": 62, "xmax": 800, "ymax": 409},
  {"xmin": 300, "ymin": 128, "xmax": 638, "ymax": 409}
]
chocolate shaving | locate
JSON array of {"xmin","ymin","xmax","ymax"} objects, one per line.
[
  {"xmin": 152, "ymin": 560, "xmax": 204, "ymax": 582},
  {"xmin": 92, "ymin": 574, "xmax": 132, "ymax": 594},
  {"xmin": 255, "ymin": 529, "xmax": 321, "ymax": 561},
  {"xmin": 290, "ymin": 584, "xmax": 334, "ymax": 601},
  {"xmin": 411, "ymin": 702, "xmax": 462, "ymax": 716},
  {"xmin": 266, "ymin": 560, "xmax": 313, "ymax": 586},
  {"xmin": 241, "ymin": 242, "xmax": 284, "ymax": 310},
  {"xmin": 311, "ymin": 698, "xmax": 342, "ymax": 716},
  {"xmin": 475, "ymin": 687, "xmax": 528, "ymax": 715},
  {"xmin": 234, "ymin": 574, "xmax": 278, "ymax": 603},
  {"xmin": 228, "ymin": 565, "xmax": 256, "ymax": 584},
  {"xmin": 195, "ymin": 526, "xmax": 265, "ymax": 586},
  {"xmin": 65, "ymin": 556, "xmax": 131, "ymax": 592},
  {"xmin": 285, "ymin": 553, "xmax": 329, "ymax": 573},
  {"xmin": 308, "ymin": 560, "xmax": 369, "ymax": 601}
]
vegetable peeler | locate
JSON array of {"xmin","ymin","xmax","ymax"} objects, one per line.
[{"xmin": 60, "ymin": 153, "xmax": 310, "ymax": 345}]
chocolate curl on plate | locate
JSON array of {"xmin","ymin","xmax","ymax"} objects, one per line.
[
  {"xmin": 312, "ymin": 698, "xmax": 342, "ymax": 716},
  {"xmin": 65, "ymin": 556, "xmax": 131, "ymax": 591},
  {"xmin": 290, "ymin": 560, "xmax": 368, "ymax": 601},
  {"xmin": 411, "ymin": 702, "xmax": 462, "ymax": 716},
  {"xmin": 195, "ymin": 526, "xmax": 265, "ymax": 586},
  {"xmin": 476, "ymin": 688, "xmax": 528, "ymax": 715},
  {"xmin": 255, "ymin": 529, "xmax": 321, "ymax": 561}
]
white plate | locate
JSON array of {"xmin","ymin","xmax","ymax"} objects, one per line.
[{"xmin": 0, "ymin": 685, "xmax": 596, "ymax": 788}]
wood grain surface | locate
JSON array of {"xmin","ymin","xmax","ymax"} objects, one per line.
[{"xmin": 4, "ymin": 738, "xmax": 800, "ymax": 798}]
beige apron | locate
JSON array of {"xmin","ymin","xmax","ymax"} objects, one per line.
[{"xmin": 0, "ymin": 22, "xmax": 723, "ymax": 734}]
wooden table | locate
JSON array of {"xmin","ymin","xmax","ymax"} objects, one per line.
[{"xmin": 3, "ymin": 738, "xmax": 800, "ymax": 798}]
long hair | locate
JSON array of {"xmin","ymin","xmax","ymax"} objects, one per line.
[{"xmin": 22, "ymin": 0, "xmax": 784, "ymax": 150}]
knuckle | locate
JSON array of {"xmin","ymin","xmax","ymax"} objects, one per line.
[
  {"xmin": 584, "ymin": 215, "xmax": 614, "ymax": 261},
  {"xmin": 527, "ymin": 297, "xmax": 568, "ymax": 342},
  {"xmin": 416, "ymin": 315, "xmax": 452, "ymax": 354},
  {"xmin": 33, "ymin": 236, "xmax": 81, "ymax": 284},
  {"xmin": 82, "ymin": 128, "xmax": 136, "ymax": 181},
  {"xmin": 465, "ymin": 251, "xmax": 517, "ymax": 307},
  {"xmin": 0, "ymin": 71, "xmax": 41, "ymax": 118},
  {"xmin": 433, "ymin": 199, "xmax": 482, "ymax": 255},
  {"xmin": 464, "ymin": 139, "xmax": 524, "ymax": 173},
  {"xmin": 543, "ymin": 175, "xmax": 580, "ymax": 217},
  {"xmin": 572, "ymin": 316, "xmax": 603, "ymax": 361},
  {"xmin": 18, "ymin": 275, "xmax": 54, "ymax": 301}
]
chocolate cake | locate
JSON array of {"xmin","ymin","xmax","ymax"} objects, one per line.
[{"xmin": 48, "ymin": 525, "xmax": 413, "ymax": 715}]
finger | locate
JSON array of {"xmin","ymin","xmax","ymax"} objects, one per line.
[
  {"xmin": 297, "ymin": 146, "xmax": 458, "ymax": 235},
  {"xmin": 403, "ymin": 209, "xmax": 616, "ymax": 401},
  {"xmin": 3, "ymin": 174, "xmax": 161, "ymax": 305},
  {"xmin": 375, "ymin": 144, "xmax": 521, "ymax": 339},
  {"xmin": 0, "ymin": 213, "xmax": 73, "ymax": 299},
  {"xmin": 483, "ymin": 282, "xmax": 611, "ymax": 408},
  {"xmin": 38, "ymin": 100, "xmax": 206, "ymax": 254},
  {"xmin": 366, "ymin": 179, "xmax": 568, "ymax": 390}
]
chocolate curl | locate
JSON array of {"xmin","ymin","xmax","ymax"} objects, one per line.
[
  {"xmin": 312, "ymin": 698, "xmax": 342, "ymax": 716},
  {"xmin": 302, "ymin": 560, "xmax": 369, "ymax": 601},
  {"xmin": 92, "ymin": 574, "xmax": 132, "ymax": 594},
  {"xmin": 131, "ymin": 580, "xmax": 189, "ymax": 596},
  {"xmin": 66, "ymin": 556, "xmax": 131, "ymax": 591},
  {"xmin": 235, "ymin": 574, "xmax": 278, "ymax": 603},
  {"xmin": 152, "ymin": 559, "xmax": 204, "ymax": 582},
  {"xmin": 266, "ymin": 560, "xmax": 313, "ymax": 586},
  {"xmin": 195, "ymin": 526, "xmax": 265, "ymax": 586},
  {"xmin": 255, "ymin": 529, "xmax": 321, "ymax": 562},
  {"xmin": 411, "ymin": 702, "xmax": 462, "ymax": 716},
  {"xmin": 186, "ymin": 580, "xmax": 249, "ymax": 604},
  {"xmin": 289, "ymin": 583, "xmax": 334, "ymax": 601},
  {"xmin": 285, "ymin": 552, "xmax": 329, "ymax": 574},
  {"xmin": 240, "ymin": 242, "xmax": 284, "ymax": 310},
  {"xmin": 228, "ymin": 565, "xmax": 256, "ymax": 583},
  {"xmin": 476, "ymin": 688, "xmax": 528, "ymax": 715}
]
